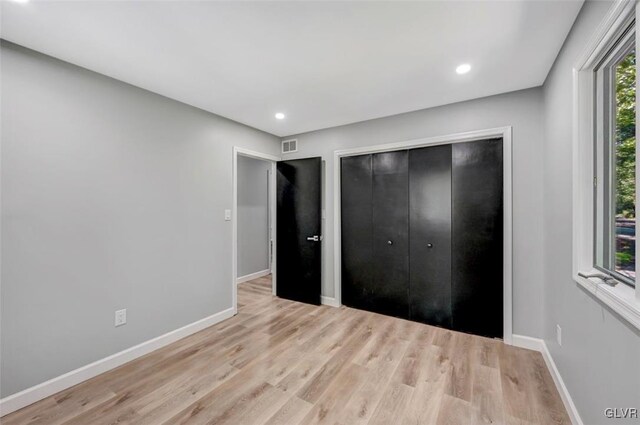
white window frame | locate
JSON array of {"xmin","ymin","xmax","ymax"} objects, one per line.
[{"xmin": 573, "ymin": 0, "xmax": 640, "ymax": 330}]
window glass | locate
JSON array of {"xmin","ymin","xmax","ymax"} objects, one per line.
[{"xmin": 614, "ymin": 49, "xmax": 636, "ymax": 280}]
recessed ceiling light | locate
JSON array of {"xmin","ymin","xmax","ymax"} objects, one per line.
[
  {"xmin": 275, "ymin": 112, "xmax": 285, "ymax": 120},
  {"xmin": 9, "ymin": 0, "xmax": 29, "ymax": 3},
  {"xmin": 456, "ymin": 64, "xmax": 471, "ymax": 75}
]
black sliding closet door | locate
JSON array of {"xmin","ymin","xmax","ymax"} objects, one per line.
[
  {"xmin": 371, "ymin": 151, "xmax": 410, "ymax": 318},
  {"xmin": 341, "ymin": 155, "xmax": 374, "ymax": 311},
  {"xmin": 452, "ymin": 139, "xmax": 503, "ymax": 338},
  {"xmin": 409, "ymin": 145, "xmax": 452, "ymax": 327},
  {"xmin": 340, "ymin": 139, "xmax": 503, "ymax": 338}
]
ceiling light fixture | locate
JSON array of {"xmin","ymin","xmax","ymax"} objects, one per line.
[
  {"xmin": 275, "ymin": 112, "xmax": 285, "ymax": 120},
  {"xmin": 10, "ymin": 0, "xmax": 29, "ymax": 3},
  {"xmin": 456, "ymin": 63, "xmax": 471, "ymax": 75}
]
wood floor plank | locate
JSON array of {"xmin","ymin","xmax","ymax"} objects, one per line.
[
  {"xmin": 339, "ymin": 340, "xmax": 409, "ymax": 425},
  {"xmin": 470, "ymin": 364, "xmax": 505, "ymax": 425},
  {"xmin": 263, "ymin": 396, "xmax": 313, "ymax": 425},
  {"xmin": 1, "ymin": 398, "xmax": 61, "ymax": 425},
  {"xmin": 436, "ymin": 394, "xmax": 474, "ymax": 425},
  {"xmin": 228, "ymin": 385, "xmax": 290, "ymax": 425},
  {"xmin": 519, "ymin": 349, "xmax": 571, "ymax": 425},
  {"xmin": 132, "ymin": 362, "xmax": 241, "ymax": 424},
  {"xmin": 394, "ymin": 334, "xmax": 429, "ymax": 387},
  {"xmin": 499, "ymin": 342, "xmax": 539, "ymax": 423},
  {"xmin": 300, "ymin": 363, "xmax": 367, "ymax": 425},
  {"xmin": 2, "ymin": 274, "xmax": 570, "ymax": 425},
  {"xmin": 445, "ymin": 332, "xmax": 475, "ymax": 402},
  {"xmin": 401, "ymin": 344, "xmax": 449, "ymax": 425},
  {"xmin": 275, "ymin": 351, "xmax": 329, "ymax": 395},
  {"xmin": 352, "ymin": 319, "xmax": 398, "ymax": 368},
  {"xmin": 367, "ymin": 383, "xmax": 413, "ymax": 425},
  {"xmin": 475, "ymin": 337, "xmax": 501, "ymax": 369},
  {"xmin": 296, "ymin": 320, "xmax": 373, "ymax": 404}
]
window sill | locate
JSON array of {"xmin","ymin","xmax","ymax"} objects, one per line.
[{"xmin": 574, "ymin": 271, "xmax": 640, "ymax": 331}]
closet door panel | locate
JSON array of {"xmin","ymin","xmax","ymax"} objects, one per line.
[
  {"xmin": 341, "ymin": 155, "xmax": 374, "ymax": 310},
  {"xmin": 452, "ymin": 139, "xmax": 503, "ymax": 338},
  {"xmin": 371, "ymin": 151, "xmax": 410, "ymax": 318},
  {"xmin": 409, "ymin": 145, "xmax": 452, "ymax": 327}
]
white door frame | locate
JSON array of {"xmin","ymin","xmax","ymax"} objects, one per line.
[
  {"xmin": 332, "ymin": 126, "xmax": 513, "ymax": 344},
  {"xmin": 232, "ymin": 147, "xmax": 281, "ymax": 313}
]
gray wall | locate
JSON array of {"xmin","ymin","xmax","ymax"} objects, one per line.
[
  {"xmin": 542, "ymin": 1, "xmax": 640, "ymax": 423},
  {"xmin": 283, "ymin": 87, "xmax": 545, "ymax": 338},
  {"xmin": 0, "ymin": 41, "xmax": 280, "ymax": 397},
  {"xmin": 237, "ymin": 155, "xmax": 271, "ymax": 278}
]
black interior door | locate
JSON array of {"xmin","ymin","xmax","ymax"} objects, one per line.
[
  {"xmin": 341, "ymin": 155, "xmax": 374, "ymax": 311},
  {"xmin": 409, "ymin": 145, "xmax": 452, "ymax": 327},
  {"xmin": 276, "ymin": 157, "xmax": 322, "ymax": 305},
  {"xmin": 371, "ymin": 151, "xmax": 409, "ymax": 318},
  {"xmin": 452, "ymin": 139, "xmax": 503, "ymax": 338}
]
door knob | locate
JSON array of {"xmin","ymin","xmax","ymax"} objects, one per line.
[
  {"xmin": 387, "ymin": 240, "xmax": 393, "ymax": 245},
  {"xmin": 427, "ymin": 243, "xmax": 433, "ymax": 248},
  {"xmin": 306, "ymin": 235, "xmax": 320, "ymax": 242}
]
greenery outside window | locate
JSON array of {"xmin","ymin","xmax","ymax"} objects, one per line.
[{"xmin": 594, "ymin": 19, "xmax": 636, "ymax": 287}]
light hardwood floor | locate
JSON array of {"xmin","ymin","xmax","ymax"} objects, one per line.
[{"xmin": 3, "ymin": 275, "xmax": 570, "ymax": 424}]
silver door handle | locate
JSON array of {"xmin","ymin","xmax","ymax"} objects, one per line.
[{"xmin": 306, "ymin": 235, "xmax": 320, "ymax": 242}]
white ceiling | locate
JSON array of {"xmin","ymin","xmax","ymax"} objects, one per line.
[{"xmin": 1, "ymin": 0, "xmax": 583, "ymax": 137}]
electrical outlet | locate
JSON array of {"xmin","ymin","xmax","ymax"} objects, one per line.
[
  {"xmin": 556, "ymin": 324, "xmax": 562, "ymax": 346},
  {"xmin": 115, "ymin": 309, "xmax": 127, "ymax": 327}
]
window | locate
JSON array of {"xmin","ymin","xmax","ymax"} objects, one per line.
[
  {"xmin": 573, "ymin": 0, "xmax": 640, "ymax": 332},
  {"xmin": 594, "ymin": 21, "xmax": 636, "ymax": 287}
]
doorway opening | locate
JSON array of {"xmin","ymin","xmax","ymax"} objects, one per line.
[{"xmin": 232, "ymin": 147, "xmax": 280, "ymax": 313}]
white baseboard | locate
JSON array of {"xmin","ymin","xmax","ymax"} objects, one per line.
[
  {"xmin": 0, "ymin": 307, "xmax": 235, "ymax": 417},
  {"xmin": 321, "ymin": 296, "xmax": 340, "ymax": 308},
  {"xmin": 236, "ymin": 269, "xmax": 271, "ymax": 284},
  {"xmin": 512, "ymin": 334, "xmax": 583, "ymax": 425},
  {"xmin": 511, "ymin": 334, "xmax": 546, "ymax": 351}
]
